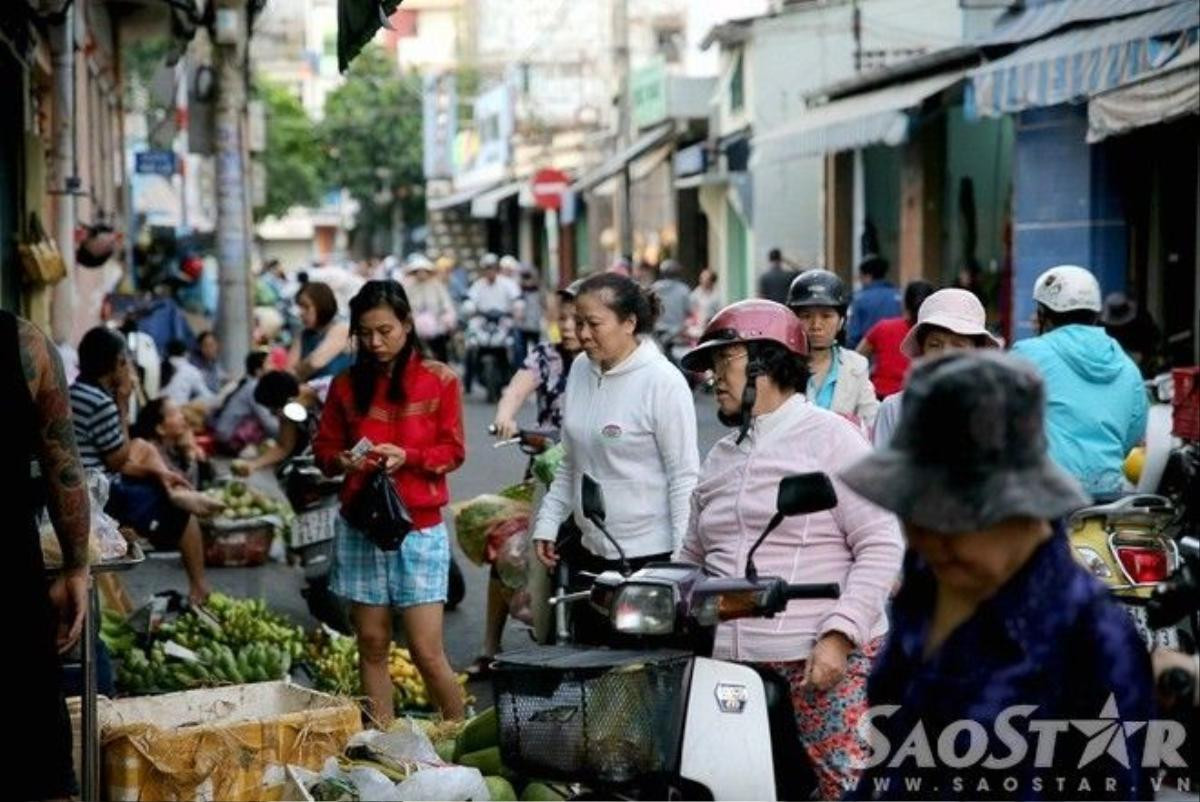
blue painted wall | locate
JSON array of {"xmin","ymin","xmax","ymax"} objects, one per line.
[{"xmin": 1011, "ymin": 105, "xmax": 1127, "ymax": 341}]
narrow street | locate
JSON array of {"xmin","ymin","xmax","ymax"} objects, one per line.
[{"xmin": 123, "ymin": 381, "xmax": 728, "ymax": 701}]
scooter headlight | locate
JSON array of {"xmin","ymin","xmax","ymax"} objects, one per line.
[{"xmin": 612, "ymin": 583, "xmax": 677, "ymax": 635}]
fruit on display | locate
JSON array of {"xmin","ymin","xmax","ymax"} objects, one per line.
[
  {"xmin": 453, "ymin": 706, "xmax": 499, "ymax": 760},
  {"xmin": 457, "ymin": 746, "xmax": 504, "ymax": 777},
  {"xmin": 484, "ymin": 775, "xmax": 518, "ymax": 801},
  {"xmin": 105, "ymin": 593, "xmax": 466, "ymax": 714},
  {"xmin": 159, "ymin": 592, "xmax": 307, "ymax": 659},
  {"xmin": 306, "ymin": 628, "xmax": 472, "ymax": 713},
  {"xmin": 520, "ymin": 781, "xmax": 566, "ymax": 801},
  {"xmin": 204, "ymin": 480, "xmax": 291, "ymax": 521}
]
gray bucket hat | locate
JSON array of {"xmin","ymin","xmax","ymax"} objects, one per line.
[{"xmin": 842, "ymin": 351, "xmax": 1090, "ymax": 533}]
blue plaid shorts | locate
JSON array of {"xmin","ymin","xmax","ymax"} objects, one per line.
[{"xmin": 330, "ymin": 515, "xmax": 450, "ymax": 608}]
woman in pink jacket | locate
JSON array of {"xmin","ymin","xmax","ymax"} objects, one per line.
[{"xmin": 677, "ymin": 300, "xmax": 903, "ymax": 800}]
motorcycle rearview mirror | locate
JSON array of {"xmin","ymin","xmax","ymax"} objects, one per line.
[
  {"xmin": 580, "ymin": 473, "xmax": 631, "ymax": 575},
  {"xmin": 283, "ymin": 401, "xmax": 308, "ymax": 424},
  {"xmin": 777, "ymin": 472, "xmax": 838, "ymax": 517},
  {"xmin": 745, "ymin": 472, "xmax": 838, "ymax": 581},
  {"xmin": 581, "ymin": 473, "xmax": 606, "ymax": 524}
]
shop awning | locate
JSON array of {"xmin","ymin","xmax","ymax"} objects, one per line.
[
  {"xmin": 1087, "ymin": 42, "xmax": 1199, "ymax": 140},
  {"xmin": 980, "ymin": 0, "xmax": 1181, "ymax": 46},
  {"xmin": 427, "ymin": 181, "xmax": 504, "ymax": 212},
  {"xmin": 470, "ymin": 180, "xmax": 523, "ymax": 218},
  {"xmin": 968, "ymin": 1, "xmax": 1199, "ymax": 119},
  {"xmin": 572, "ymin": 123, "xmax": 676, "ymax": 192},
  {"xmin": 752, "ymin": 69, "xmax": 965, "ymax": 164}
]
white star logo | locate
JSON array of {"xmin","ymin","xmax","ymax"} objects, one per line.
[{"xmin": 1070, "ymin": 695, "xmax": 1146, "ymax": 769}]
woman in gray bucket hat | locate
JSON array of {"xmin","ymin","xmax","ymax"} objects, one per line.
[{"xmin": 841, "ymin": 351, "xmax": 1156, "ymax": 801}]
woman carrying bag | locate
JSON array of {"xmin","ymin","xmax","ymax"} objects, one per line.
[{"xmin": 314, "ymin": 280, "xmax": 466, "ymax": 724}]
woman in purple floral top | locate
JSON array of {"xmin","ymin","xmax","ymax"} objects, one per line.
[
  {"xmin": 468, "ymin": 281, "xmax": 582, "ymax": 677},
  {"xmin": 491, "ymin": 282, "xmax": 581, "ymax": 439}
]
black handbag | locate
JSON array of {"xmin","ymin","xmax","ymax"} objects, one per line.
[{"xmin": 342, "ymin": 460, "xmax": 414, "ymax": 551}]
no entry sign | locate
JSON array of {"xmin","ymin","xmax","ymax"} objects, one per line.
[{"xmin": 531, "ymin": 168, "xmax": 570, "ymax": 211}]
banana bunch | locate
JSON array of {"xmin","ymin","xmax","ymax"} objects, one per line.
[
  {"xmin": 115, "ymin": 641, "xmax": 295, "ymax": 695},
  {"xmin": 388, "ymin": 646, "xmax": 429, "ymax": 710},
  {"xmin": 307, "ymin": 631, "xmax": 471, "ymax": 712},
  {"xmin": 193, "ymin": 642, "xmax": 293, "ymax": 684},
  {"xmin": 100, "ymin": 608, "xmax": 137, "ymax": 656},
  {"xmin": 160, "ymin": 593, "xmax": 306, "ymax": 659},
  {"xmin": 308, "ymin": 630, "xmax": 361, "ymax": 696},
  {"xmin": 116, "ymin": 643, "xmax": 207, "ymax": 695}
]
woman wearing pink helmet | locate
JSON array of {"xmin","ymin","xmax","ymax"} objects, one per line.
[{"xmin": 677, "ymin": 300, "xmax": 903, "ymax": 800}]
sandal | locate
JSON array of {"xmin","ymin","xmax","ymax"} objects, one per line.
[{"xmin": 463, "ymin": 655, "xmax": 495, "ymax": 679}]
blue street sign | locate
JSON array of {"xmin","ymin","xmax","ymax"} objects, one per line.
[{"xmin": 135, "ymin": 150, "xmax": 177, "ymax": 176}]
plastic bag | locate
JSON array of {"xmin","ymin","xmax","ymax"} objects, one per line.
[
  {"xmin": 494, "ymin": 532, "xmax": 529, "ymax": 590},
  {"xmin": 348, "ymin": 724, "xmax": 441, "ymax": 771},
  {"xmin": 508, "ymin": 588, "xmax": 534, "ymax": 626},
  {"xmin": 394, "ymin": 766, "xmax": 490, "ymax": 801},
  {"xmin": 344, "ymin": 463, "xmax": 414, "ymax": 551},
  {"xmin": 88, "ymin": 470, "xmax": 129, "ymax": 560},
  {"xmin": 531, "ymin": 443, "xmax": 565, "ymax": 487},
  {"xmin": 348, "ymin": 766, "xmax": 403, "ymax": 802},
  {"xmin": 452, "ymin": 492, "xmax": 532, "ymax": 567}
]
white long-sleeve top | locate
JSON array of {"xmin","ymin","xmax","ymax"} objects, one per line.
[
  {"xmin": 532, "ymin": 338, "xmax": 700, "ymax": 559},
  {"xmin": 161, "ymin": 356, "xmax": 215, "ymax": 405}
]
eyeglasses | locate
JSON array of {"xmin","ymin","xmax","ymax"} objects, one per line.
[{"xmin": 711, "ymin": 350, "xmax": 749, "ymax": 372}]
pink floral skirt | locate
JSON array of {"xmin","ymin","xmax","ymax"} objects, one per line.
[{"xmin": 759, "ymin": 637, "xmax": 882, "ymax": 801}]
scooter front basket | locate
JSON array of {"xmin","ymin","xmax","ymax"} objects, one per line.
[{"xmin": 492, "ymin": 646, "xmax": 692, "ymax": 786}]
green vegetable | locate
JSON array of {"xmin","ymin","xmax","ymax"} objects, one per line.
[
  {"xmin": 484, "ymin": 776, "xmax": 518, "ymax": 802},
  {"xmin": 520, "ymin": 782, "xmax": 565, "ymax": 801},
  {"xmin": 456, "ymin": 746, "xmax": 503, "ymax": 776},
  {"xmin": 434, "ymin": 739, "xmax": 455, "ymax": 763},
  {"xmin": 454, "ymin": 707, "xmax": 499, "ymax": 759}
]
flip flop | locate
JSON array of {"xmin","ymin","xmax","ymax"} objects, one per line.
[{"xmin": 463, "ymin": 655, "xmax": 495, "ymax": 679}]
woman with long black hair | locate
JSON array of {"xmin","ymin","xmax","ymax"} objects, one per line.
[{"xmin": 313, "ymin": 280, "xmax": 466, "ymax": 724}]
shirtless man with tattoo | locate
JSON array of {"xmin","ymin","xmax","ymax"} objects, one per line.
[{"xmin": 10, "ymin": 311, "xmax": 90, "ymax": 800}]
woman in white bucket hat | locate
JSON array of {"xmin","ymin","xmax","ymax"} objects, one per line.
[{"xmin": 872, "ymin": 288, "xmax": 1003, "ymax": 448}]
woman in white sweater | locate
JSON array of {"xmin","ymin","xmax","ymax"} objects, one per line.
[{"xmin": 532, "ymin": 272, "xmax": 700, "ymax": 642}]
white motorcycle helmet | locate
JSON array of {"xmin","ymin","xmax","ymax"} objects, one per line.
[{"xmin": 1032, "ymin": 265, "xmax": 1103, "ymax": 313}]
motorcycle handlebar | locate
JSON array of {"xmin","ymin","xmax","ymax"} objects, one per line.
[
  {"xmin": 785, "ymin": 582, "xmax": 841, "ymax": 600},
  {"xmin": 487, "ymin": 424, "xmax": 560, "ymax": 451}
]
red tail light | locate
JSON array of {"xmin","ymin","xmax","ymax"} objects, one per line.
[{"xmin": 1115, "ymin": 545, "xmax": 1169, "ymax": 584}]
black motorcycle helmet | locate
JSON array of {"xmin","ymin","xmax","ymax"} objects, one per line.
[
  {"xmin": 557, "ymin": 278, "xmax": 586, "ymax": 301},
  {"xmin": 786, "ymin": 270, "xmax": 850, "ymax": 316}
]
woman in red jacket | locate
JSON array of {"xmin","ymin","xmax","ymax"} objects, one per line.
[{"xmin": 314, "ymin": 280, "xmax": 466, "ymax": 724}]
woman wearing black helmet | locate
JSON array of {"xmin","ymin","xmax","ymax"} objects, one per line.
[{"xmin": 787, "ymin": 270, "xmax": 880, "ymax": 429}]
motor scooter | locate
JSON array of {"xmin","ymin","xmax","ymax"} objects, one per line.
[
  {"xmin": 1068, "ymin": 493, "xmax": 1185, "ymax": 649},
  {"xmin": 491, "ymin": 472, "xmax": 842, "ymax": 800},
  {"xmin": 465, "ymin": 308, "xmax": 515, "ymax": 402}
]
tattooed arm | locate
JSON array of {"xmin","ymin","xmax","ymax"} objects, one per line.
[{"xmin": 19, "ymin": 319, "xmax": 91, "ymax": 571}]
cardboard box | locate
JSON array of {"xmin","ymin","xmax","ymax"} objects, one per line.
[{"xmin": 100, "ymin": 681, "xmax": 360, "ymax": 801}]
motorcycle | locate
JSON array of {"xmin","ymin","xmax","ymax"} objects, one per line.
[
  {"xmin": 279, "ymin": 402, "xmax": 466, "ymax": 634},
  {"xmin": 1147, "ymin": 534, "xmax": 1199, "ymax": 792},
  {"xmin": 1068, "ymin": 494, "xmax": 1185, "ymax": 650},
  {"xmin": 491, "ymin": 471, "xmax": 842, "ymax": 800},
  {"xmin": 1136, "ymin": 370, "xmax": 1199, "ymax": 529},
  {"xmin": 655, "ymin": 325, "xmax": 703, "ymax": 391},
  {"xmin": 465, "ymin": 308, "xmax": 515, "ymax": 403}
]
